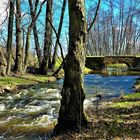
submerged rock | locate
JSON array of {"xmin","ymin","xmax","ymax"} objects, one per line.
[
  {"xmin": 133, "ymin": 78, "xmax": 140, "ymax": 92},
  {"xmin": 0, "ymin": 104, "xmax": 5, "ymax": 111},
  {"xmin": 84, "ymin": 97, "xmax": 97, "ymax": 109}
]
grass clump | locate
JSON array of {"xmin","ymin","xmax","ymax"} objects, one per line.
[
  {"xmin": 107, "ymin": 63, "xmax": 127, "ymax": 68},
  {"xmin": 111, "ymin": 101, "xmax": 140, "ymax": 108},
  {"xmin": 124, "ymin": 93, "xmax": 140, "ymax": 99},
  {"xmin": 84, "ymin": 67, "xmax": 93, "ymax": 74}
]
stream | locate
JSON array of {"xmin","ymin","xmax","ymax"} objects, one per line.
[{"xmin": 0, "ymin": 69, "xmax": 139, "ymax": 139}]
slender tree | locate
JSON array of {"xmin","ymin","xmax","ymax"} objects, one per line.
[
  {"xmin": 28, "ymin": 0, "xmax": 42, "ymax": 69},
  {"xmin": 51, "ymin": 0, "xmax": 67, "ymax": 70},
  {"xmin": 54, "ymin": 0, "xmax": 88, "ymax": 134},
  {"xmin": 6, "ymin": 0, "xmax": 14, "ymax": 75},
  {"xmin": 0, "ymin": 48, "xmax": 6, "ymax": 76},
  {"xmin": 41, "ymin": 0, "xmax": 53, "ymax": 74},
  {"xmin": 14, "ymin": 0, "xmax": 22, "ymax": 73}
]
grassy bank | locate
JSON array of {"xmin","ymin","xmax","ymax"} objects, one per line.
[
  {"xmin": 107, "ymin": 63, "xmax": 128, "ymax": 68},
  {"xmin": 0, "ymin": 74, "xmax": 56, "ymax": 92},
  {"xmin": 0, "ymin": 66, "xmax": 93, "ymax": 93},
  {"xmin": 53, "ymin": 93, "xmax": 140, "ymax": 139}
]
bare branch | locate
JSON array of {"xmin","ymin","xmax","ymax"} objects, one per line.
[
  {"xmin": 47, "ymin": 18, "xmax": 65, "ymax": 61},
  {"xmin": 87, "ymin": 0, "xmax": 101, "ymax": 33},
  {"xmin": 0, "ymin": 4, "xmax": 9, "ymax": 27}
]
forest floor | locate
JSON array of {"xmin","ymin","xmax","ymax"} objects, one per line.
[{"xmin": 52, "ymin": 93, "xmax": 140, "ymax": 140}]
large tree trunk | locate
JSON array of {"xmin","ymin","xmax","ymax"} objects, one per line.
[
  {"xmin": 51, "ymin": 0, "xmax": 67, "ymax": 70},
  {"xmin": 14, "ymin": 0, "xmax": 22, "ymax": 73},
  {"xmin": 40, "ymin": 0, "xmax": 53, "ymax": 74},
  {"xmin": 6, "ymin": 0, "xmax": 14, "ymax": 75},
  {"xmin": 54, "ymin": 0, "xmax": 87, "ymax": 134}
]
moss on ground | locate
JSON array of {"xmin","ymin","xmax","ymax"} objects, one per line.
[
  {"xmin": 110, "ymin": 101, "xmax": 140, "ymax": 108},
  {"xmin": 124, "ymin": 93, "xmax": 140, "ymax": 99},
  {"xmin": 52, "ymin": 93, "xmax": 140, "ymax": 139},
  {"xmin": 0, "ymin": 74, "xmax": 56, "ymax": 92}
]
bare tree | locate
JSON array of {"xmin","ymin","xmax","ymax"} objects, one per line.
[
  {"xmin": 14, "ymin": 0, "xmax": 23, "ymax": 73},
  {"xmin": 40, "ymin": 0, "xmax": 53, "ymax": 74},
  {"xmin": 6, "ymin": 0, "xmax": 14, "ymax": 75}
]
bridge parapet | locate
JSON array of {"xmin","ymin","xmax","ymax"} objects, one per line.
[{"xmin": 85, "ymin": 56, "xmax": 140, "ymax": 70}]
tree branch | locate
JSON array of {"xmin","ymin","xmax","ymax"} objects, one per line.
[
  {"xmin": 87, "ymin": 0, "xmax": 101, "ymax": 33},
  {"xmin": 46, "ymin": 18, "xmax": 65, "ymax": 61}
]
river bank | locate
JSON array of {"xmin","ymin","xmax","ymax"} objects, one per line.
[
  {"xmin": 133, "ymin": 78, "xmax": 140, "ymax": 92},
  {"xmin": 0, "ymin": 71, "xmax": 140, "ymax": 139},
  {"xmin": 52, "ymin": 92, "xmax": 140, "ymax": 139},
  {"xmin": 0, "ymin": 66, "xmax": 93, "ymax": 94},
  {"xmin": 0, "ymin": 74, "xmax": 57, "ymax": 93}
]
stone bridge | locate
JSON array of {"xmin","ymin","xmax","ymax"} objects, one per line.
[{"xmin": 85, "ymin": 56, "xmax": 140, "ymax": 70}]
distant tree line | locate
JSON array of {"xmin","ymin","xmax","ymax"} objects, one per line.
[{"xmin": 87, "ymin": 0, "xmax": 140, "ymax": 56}]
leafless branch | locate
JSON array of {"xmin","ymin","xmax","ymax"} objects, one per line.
[{"xmin": 87, "ymin": 0, "xmax": 101, "ymax": 33}]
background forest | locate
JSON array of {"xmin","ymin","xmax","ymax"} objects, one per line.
[{"xmin": 0, "ymin": 0, "xmax": 140, "ymax": 76}]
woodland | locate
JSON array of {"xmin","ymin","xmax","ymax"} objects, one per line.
[{"xmin": 0, "ymin": 0, "xmax": 140, "ymax": 139}]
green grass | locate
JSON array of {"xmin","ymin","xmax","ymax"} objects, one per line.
[
  {"xmin": 107, "ymin": 63, "xmax": 127, "ymax": 68},
  {"xmin": 111, "ymin": 101, "xmax": 140, "ymax": 108},
  {"xmin": 124, "ymin": 93, "xmax": 140, "ymax": 99},
  {"xmin": 110, "ymin": 93, "xmax": 140, "ymax": 108},
  {"xmin": 55, "ymin": 58, "xmax": 62, "ymax": 69},
  {"xmin": 0, "ymin": 77, "xmax": 32, "ymax": 85},
  {"xmin": 0, "ymin": 74, "xmax": 55, "ymax": 90},
  {"xmin": 84, "ymin": 67, "xmax": 93, "ymax": 74}
]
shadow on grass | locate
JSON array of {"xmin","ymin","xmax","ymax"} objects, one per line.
[{"xmin": 51, "ymin": 96, "xmax": 140, "ymax": 140}]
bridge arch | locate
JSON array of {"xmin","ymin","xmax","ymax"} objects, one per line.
[{"xmin": 85, "ymin": 56, "xmax": 140, "ymax": 70}]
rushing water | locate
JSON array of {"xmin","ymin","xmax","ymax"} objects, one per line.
[{"xmin": 0, "ymin": 69, "xmax": 139, "ymax": 139}]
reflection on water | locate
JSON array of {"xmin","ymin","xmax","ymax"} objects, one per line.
[
  {"xmin": 92, "ymin": 68, "xmax": 140, "ymax": 76},
  {"xmin": 0, "ymin": 68, "xmax": 140, "ymax": 139},
  {"xmin": 84, "ymin": 74, "xmax": 139, "ymax": 98}
]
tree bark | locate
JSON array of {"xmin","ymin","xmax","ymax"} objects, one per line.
[
  {"xmin": 54, "ymin": 0, "xmax": 88, "ymax": 134},
  {"xmin": 23, "ymin": 27, "xmax": 32, "ymax": 72},
  {"xmin": 0, "ymin": 48, "xmax": 6, "ymax": 76},
  {"xmin": 14, "ymin": 0, "xmax": 22, "ymax": 73},
  {"xmin": 40, "ymin": 0, "xmax": 53, "ymax": 74},
  {"xmin": 6, "ymin": 0, "xmax": 14, "ymax": 75}
]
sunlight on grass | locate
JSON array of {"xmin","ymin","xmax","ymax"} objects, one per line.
[
  {"xmin": 0, "ymin": 74, "xmax": 51, "ymax": 90},
  {"xmin": 107, "ymin": 63, "xmax": 127, "ymax": 68},
  {"xmin": 124, "ymin": 93, "xmax": 140, "ymax": 99},
  {"xmin": 84, "ymin": 67, "xmax": 93, "ymax": 74},
  {"xmin": 111, "ymin": 101, "xmax": 140, "ymax": 108}
]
